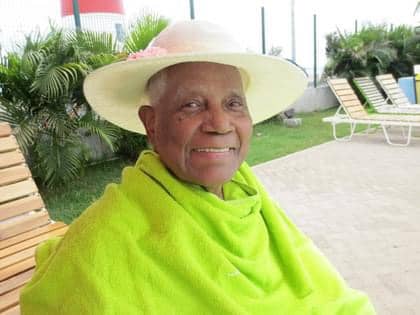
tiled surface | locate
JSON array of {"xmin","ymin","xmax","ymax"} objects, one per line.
[{"xmin": 252, "ymin": 129, "xmax": 420, "ymax": 315}]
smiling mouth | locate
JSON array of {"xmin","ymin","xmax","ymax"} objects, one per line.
[{"xmin": 193, "ymin": 147, "xmax": 235, "ymax": 153}]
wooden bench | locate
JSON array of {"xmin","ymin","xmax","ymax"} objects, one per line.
[{"xmin": 0, "ymin": 123, "xmax": 68, "ymax": 314}]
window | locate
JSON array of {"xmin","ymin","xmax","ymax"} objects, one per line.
[{"xmin": 115, "ymin": 23, "xmax": 125, "ymax": 42}]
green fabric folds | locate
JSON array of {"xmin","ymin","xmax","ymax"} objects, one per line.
[{"xmin": 20, "ymin": 150, "xmax": 376, "ymax": 314}]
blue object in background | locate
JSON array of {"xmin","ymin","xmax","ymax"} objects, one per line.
[{"xmin": 398, "ymin": 77, "xmax": 416, "ymax": 104}]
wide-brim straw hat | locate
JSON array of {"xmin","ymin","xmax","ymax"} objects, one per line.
[{"xmin": 84, "ymin": 20, "xmax": 307, "ymax": 134}]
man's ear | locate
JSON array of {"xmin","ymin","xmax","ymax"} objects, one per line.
[{"xmin": 138, "ymin": 105, "xmax": 156, "ymax": 145}]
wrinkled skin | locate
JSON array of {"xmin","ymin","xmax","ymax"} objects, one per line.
[{"xmin": 138, "ymin": 62, "xmax": 253, "ymax": 198}]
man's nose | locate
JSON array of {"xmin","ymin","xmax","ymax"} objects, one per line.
[{"xmin": 202, "ymin": 105, "xmax": 233, "ymax": 134}]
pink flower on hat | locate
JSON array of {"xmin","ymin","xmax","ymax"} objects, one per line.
[{"xmin": 127, "ymin": 47, "xmax": 168, "ymax": 60}]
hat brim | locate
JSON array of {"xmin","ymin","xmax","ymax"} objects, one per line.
[{"xmin": 83, "ymin": 52, "xmax": 307, "ymax": 134}]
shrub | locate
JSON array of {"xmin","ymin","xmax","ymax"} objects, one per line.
[
  {"xmin": 116, "ymin": 129, "xmax": 149, "ymax": 162},
  {"xmin": 0, "ymin": 29, "xmax": 121, "ymax": 187},
  {"xmin": 323, "ymin": 24, "xmax": 418, "ymax": 80}
]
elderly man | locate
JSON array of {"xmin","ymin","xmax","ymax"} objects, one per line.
[{"xmin": 20, "ymin": 21, "xmax": 376, "ymax": 314}]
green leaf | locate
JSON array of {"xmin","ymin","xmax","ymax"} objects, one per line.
[{"xmin": 124, "ymin": 12, "xmax": 169, "ymax": 53}]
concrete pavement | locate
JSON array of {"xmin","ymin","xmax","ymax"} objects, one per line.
[{"xmin": 253, "ymin": 129, "xmax": 420, "ymax": 315}]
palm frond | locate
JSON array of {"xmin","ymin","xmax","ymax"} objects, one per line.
[
  {"xmin": 86, "ymin": 54, "xmax": 120, "ymax": 69},
  {"xmin": 0, "ymin": 98, "xmax": 38, "ymax": 153},
  {"xmin": 39, "ymin": 109, "xmax": 77, "ymax": 139},
  {"xmin": 79, "ymin": 113, "xmax": 120, "ymax": 152},
  {"xmin": 34, "ymin": 134, "xmax": 86, "ymax": 187},
  {"xmin": 68, "ymin": 30, "xmax": 118, "ymax": 55},
  {"xmin": 124, "ymin": 12, "xmax": 169, "ymax": 53},
  {"xmin": 31, "ymin": 62, "xmax": 87, "ymax": 99}
]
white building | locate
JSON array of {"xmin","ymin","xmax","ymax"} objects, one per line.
[{"xmin": 60, "ymin": 0, "xmax": 126, "ymax": 42}]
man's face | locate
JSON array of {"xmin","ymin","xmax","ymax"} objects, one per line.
[{"xmin": 139, "ymin": 62, "xmax": 253, "ymax": 189}]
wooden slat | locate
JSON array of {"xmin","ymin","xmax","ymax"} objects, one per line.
[
  {"xmin": 386, "ymin": 87, "xmax": 401, "ymax": 93},
  {"xmin": 357, "ymin": 82, "xmax": 374, "ymax": 87},
  {"xmin": 336, "ymin": 89, "xmax": 354, "ymax": 96},
  {"xmin": 351, "ymin": 111, "xmax": 368, "ymax": 118},
  {"xmin": 368, "ymin": 95, "xmax": 383, "ymax": 101},
  {"xmin": 0, "ymin": 285, "xmax": 23, "ymax": 312},
  {"xmin": 355, "ymin": 83, "xmax": 370, "ymax": 87},
  {"xmin": 366, "ymin": 91, "xmax": 383, "ymax": 97},
  {"xmin": 363, "ymin": 89, "xmax": 382, "ymax": 96},
  {"xmin": 0, "ymin": 257, "xmax": 34, "ymax": 282},
  {"xmin": 380, "ymin": 78, "xmax": 395, "ymax": 84},
  {"xmin": 393, "ymin": 93, "xmax": 408, "ymax": 100},
  {"xmin": 342, "ymin": 100, "xmax": 361, "ymax": 107},
  {"xmin": 349, "ymin": 112, "xmax": 366, "ymax": 119},
  {"xmin": 389, "ymin": 94, "xmax": 405, "ymax": 101},
  {"xmin": 0, "ymin": 195, "xmax": 44, "ymax": 222},
  {"xmin": 383, "ymin": 81, "xmax": 399, "ymax": 87},
  {"xmin": 0, "ymin": 137, "xmax": 18, "ymax": 153},
  {"xmin": 0, "ymin": 166, "xmax": 31, "ymax": 187},
  {"xmin": 347, "ymin": 106, "xmax": 365, "ymax": 114},
  {"xmin": 385, "ymin": 88, "xmax": 401, "ymax": 94},
  {"xmin": 356, "ymin": 84, "xmax": 373, "ymax": 89},
  {"xmin": 0, "ymin": 124, "xmax": 12, "ymax": 138},
  {"xmin": 360, "ymin": 87, "xmax": 377, "ymax": 93},
  {"xmin": 0, "ymin": 221, "xmax": 64, "ymax": 250},
  {"xmin": 0, "ymin": 268, "xmax": 33, "ymax": 296},
  {"xmin": 390, "ymin": 93, "xmax": 407, "ymax": 100},
  {"xmin": 1, "ymin": 304, "xmax": 20, "ymax": 315},
  {"xmin": 340, "ymin": 95, "xmax": 358, "ymax": 101},
  {"xmin": 354, "ymin": 80, "xmax": 371, "ymax": 86},
  {"xmin": 0, "ymin": 211, "xmax": 50, "ymax": 241},
  {"xmin": 0, "ymin": 225, "xmax": 67, "ymax": 259},
  {"xmin": 387, "ymin": 87, "xmax": 402, "ymax": 94},
  {"xmin": 0, "ymin": 180, "xmax": 38, "ymax": 204},
  {"xmin": 329, "ymin": 78, "xmax": 348, "ymax": 84},
  {"xmin": 332, "ymin": 83, "xmax": 351, "ymax": 90},
  {"xmin": 0, "ymin": 246, "xmax": 37, "ymax": 270},
  {"xmin": 358, "ymin": 86, "xmax": 382, "ymax": 96},
  {"xmin": 0, "ymin": 151, "xmax": 24, "ymax": 169},
  {"xmin": 368, "ymin": 95, "xmax": 384, "ymax": 101}
]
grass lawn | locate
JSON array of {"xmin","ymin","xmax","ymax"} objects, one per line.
[
  {"xmin": 42, "ymin": 158, "xmax": 131, "ymax": 224},
  {"xmin": 42, "ymin": 107, "xmax": 362, "ymax": 223},
  {"xmin": 247, "ymin": 108, "xmax": 365, "ymax": 165}
]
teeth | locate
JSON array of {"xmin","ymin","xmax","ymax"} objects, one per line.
[{"xmin": 195, "ymin": 148, "xmax": 231, "ymax": 153}]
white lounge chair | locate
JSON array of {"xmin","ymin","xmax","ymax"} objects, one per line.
[
  {"xmin": 323, "ymin": 78, "xmax": 420, "ymax": 146},
  {"xmin": 375, "ymin": 74, "xmax": 420, "ymax": 109},
  {"xmin": 353, "ymin": 76, "xmax": 420, "ymax": 114}
]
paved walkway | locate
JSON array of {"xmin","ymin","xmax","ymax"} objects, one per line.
[{"xmin": 253, "ymin": 129, "xmax": 420, "ymax": 315}]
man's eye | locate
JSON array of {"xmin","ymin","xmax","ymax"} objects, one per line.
[
  {"xmin": 183, "ymin": 101, "xmax": 201, "ymax": 110},
  {"xmin": 228, "ymin": 100, "xmax": 245, "ymax": 109}
]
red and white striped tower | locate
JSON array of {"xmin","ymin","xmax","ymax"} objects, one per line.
[{"xmin": 60, "ymin": 0, "xmax": 126, "ymax": 41}]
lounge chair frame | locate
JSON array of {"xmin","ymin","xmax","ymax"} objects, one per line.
[
  {"xmin": 323, "ymin": 78, "xmax": 420, "ymax": 146},
  {"xmin": 376, "ymin": 74, "xmax": 420, "ymax": 109},
  {"xmin": 353, "ymin": 76, "xmax": 420, "ymax": 114}
]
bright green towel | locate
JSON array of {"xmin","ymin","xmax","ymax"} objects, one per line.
[{"xmin": 20, "ymin": 150, "xmax": 376, "ymax": 314}]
